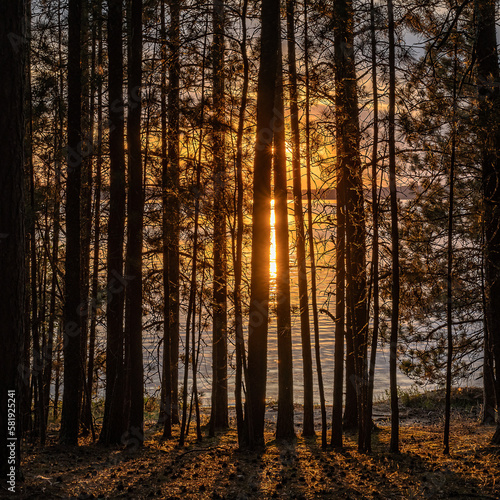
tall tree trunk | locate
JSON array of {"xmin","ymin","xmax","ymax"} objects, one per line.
[
  {"xmin": 364, "ymin": 0, "xmax": 380, "ymax": 453},
  {"xmin": 0, "ymin": 0, "xmax": 26, "ymax": 481},
  {"xmin": 286, "ymin": 0, "xmax": 314, "ymax": 437},
  {"xmin": 388, "ymin": 0, "xmax": 400, "ymax": 454},
  {"xmin": 160, "ymin": 0, "xmax": 172, "ymax": 439},
  {"xmin": 331, "ymin": 150, "xmax": 345, "ymax": 447},
  {"xmin": 304, "ymin": 0, "xmax": 326, "ymax": 448},
  {"xmin": 45, "ymin": 0, "xmax": 66, "ymax": 426},
  {"xmin": 180, "ymin": 12, "xmax": 208, "ymax": 447},
  {"xmin": 333, "ymin": 0, "xmax": 368, "ymax": 452},
  {"xmin": 443, "ymin": 42, "xmax": 458, "ymax": 456},
  {"xmin": 100, "ymin": 0, "xmax": 126, "ymax": 446},
  {"xmin": 274, "ymin": 43, "xmax": 295, "ymax": 441},
  {"xmin": 60, "ymin": 0, "xmax": 83, "ymax": 446},
  {"xmin": 166, "ymin": 0, "xmax": 181, "ymax": 427},
  {"xmin": 124, "ymin": 0, "xmax": 144, "ymax": 447},
  {"xmin": 475, "ymin": 0, "xmax": 500, "ymax": 445},
  {"xmin": 244, "ymin": 0, "xmax": 280, "ymax": 448},
  {"xmin": 79, "ymin": 0, "xmax": 93, "ymax": 434},
  {"xmin": 83, "ymin": 0, "xmax": 103, "ymax": 437},
  {"xmin": 210, "ymin": 0, "xmax": 229, "ymax": 434},
  {"xmin": 234, "ymin": 0, "xmax": 249, "ymax": 445},
  {"xmin": 28, "ymin": 49, "xmax": 45, "ymax": 444}
]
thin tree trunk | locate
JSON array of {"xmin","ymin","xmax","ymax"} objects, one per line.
[
  {"xmin": 388, "ymin": 0, "xmax": 400, "ymax": 454},
  {"xmin": 331, "ymin": 161, "xmax": 345, "ymax": 447},
  {"xmin": 443, "ymin": 42, "xmax": 457, "ymax": 456},
  {"xmin": 124, "ymin": 0, "xmax": 144, "ymax": 447},
  {"xmin": 180, "ymin": 15, "xmax": 208, "ymax": 447},
  {"xmin": 29, "ymin": 56, "xmax": 45, "ymax": 444},
  {"xmin": 100, "ymin": 0, "xmax": 126, "ymax": 446},
  {"xmin": 274, "ymin": 42, "xmax": 295, "ymax": 441},
  {"xmin": 482, "ymin": 249, "xmax": 496, "ymax": 423},
  {"xmin": 54, "ymin": 325, "xmax": 62, "ymax": 420},
  {"xmin": 364, "ymin": 0, "xmax": 380, "ymax": 453},
  {"xmin": 210, "ymin": 0, "xmax": 229, "ymax": 434},
  {"xmin": 343, "ymin": 323, "xmax": 358, "ymax": 430},
  {"xmin": 159, "ymin": 0, "xmax": 172, "ymax": 438},
  {"xmin": 79, "ymin": 0, "xmax": 93, "ymax": 434},
  {"xmin": 234, "ymin": 0, "xmax": 249, "ymax": 444},
  {"xmin": 45, "ymin": 0, "xmax": 65, "ymax": 426},
  {"xmin": 45, "ymin": 132, "xmax": 61, "ymax": 428},
  {"xmin": 304, "ymin": 0, "xmax": 326, "ymax": 448},
  {"xmin": 286, "ymin": 0, "xmax": 314, "ymax": 437},
  {"xmin": 83, "ymin": 0, "xmax": 103, "ymax": 438},
  {"xmin": 60, "ymin": 0, "xmax": 83, "ymax": 446},
  {"xmin": 166, "ymin": 0, "xmax": 181, "ymax": 427}
]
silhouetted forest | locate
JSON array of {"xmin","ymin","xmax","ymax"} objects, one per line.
[{"xmin": 1, "ymin": 0, "xmax": 500, "ymax": 497}]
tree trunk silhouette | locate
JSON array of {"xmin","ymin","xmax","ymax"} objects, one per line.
[
  {"xmin": 60, "ymin": 0, "xmax": 83, "ymax": 446},
  {"xmin": 333, "ymin": 0, "xmax": 368, "ymax": 451},
  {"xmin": 475, "ymin": 0, "xmax": 500, "ymax": 445},
  {"xmin": 304, "ymin": 1, "xmax": 327, "ymax": 448},
  {"xmin": 124, "ymin": 0, "xmax": 144, "ymax": 447},
  {"xmin": 159, "ymin": 0, "xmax": 172, "ymax": 439},
  {"xmin": 166, "ymin": 0, "xmax": 181, "ymax": 427},
  {"xmin": 364, "ymin": 0, "xmax": 380, "ymax": 453},
  {"xmin": 234, "ymin": 0, "xmax": 249, "ymax": 445},
  {"xmin": 100, "ymin": 0, "xmax": 126, "ymax": 446},
  {"xmin": 244, "ymin": 0, "xmax": 280, "ymax": 448},
  {"xmin": 274, "ymin": 42, "xmax": 295, "ymax": 441},
  {"xmin": 83, "ymin": 0, "xmax": 103, "ymax": 437},
  {"xmin": 443, "ymin": 42, "xmax": 458, "ymax": 456},
  {"xmin": 286, "ymin": 0, "xmax": 314, "ymax": 438},
  {"xmin": 0, "ymin": 0, "xmax": 26, "ymax": 479},
  {"xmin": 210, "ymin": 0, "xmax": 229, "ymax": 434},
  {"xmin": 79, "ymin": 0, "xmax": 93, "ymax": 435},
  {"xmin": 388, "ymin": 0, "xmax": 400, "ymax": 454}
]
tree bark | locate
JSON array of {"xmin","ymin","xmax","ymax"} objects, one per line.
[
  {"xmin": 160, "ymin": 0, "xmax": 172, "ymax": 439},
  {"xmin": 210, "ymin": 0, "xmax": 229, "ymax": 433},
  {"xmin": 274, "ymin": 42, "xmax": 295, "ymax": 441},
  {"xmin": 388, "ymin": 0, "xmax": 400, "ymax": 454},
  {"xmin": 443, "ymin": 42, "xmax": 457, "ymax": 456},
  {"xmin": 124, "ymin": 0, "xmax": 144, "ymax": 447},
  {"xmin": 286, "ymin": 0, "xmax": 314, "ymax": 438},
  {"xmin": 0, "ymin": 0, "xmax": 26, "ymax": 481},
  {"xmin": 166, "ymin": 0, "xmax": 181, "ymax": 427},
  {"xmin": 304, "ymin": 0, "xmax": 326, "ymax": 448},
  {"xmin": 475, "ymin": 0, "xmax": 500, "ymax": 445},
  {"xmin": 244, "ymin": 0, "xmax": 280, "ymax": 448},
  {"xmin": 100, "ymin": 0, "xmax": 126, "ymax": 446},
  {"xmin": 60, "ymin": 0, "xmax": 83, "ymax": 446},
  {"xmin": 364, "ymin": 0, "xmax": 380, "ymax": 453},
  {"xmin": 234, "ymin": 0, "xmax": 249, "ymax": 445},
  {"xmin": 333, "ymin": 0, "xmax": 368, "ymax": 452}
]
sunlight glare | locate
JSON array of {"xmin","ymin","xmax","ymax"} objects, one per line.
[{"xmin": 270, "ymin": 199, "xmax": 277, "ymax": 291}]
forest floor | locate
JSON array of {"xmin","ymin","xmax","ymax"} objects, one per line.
[{"xmin": 17, "ymin": 388, "xmax": 500, "ymax": 499}]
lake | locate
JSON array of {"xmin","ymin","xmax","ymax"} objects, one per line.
[{"xmin": 140, "ymin": 199, "xmax": 481, "ymax": 406}]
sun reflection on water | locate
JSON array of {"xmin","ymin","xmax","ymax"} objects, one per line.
[{"xmin": 270, "ymin": 199, "xmax": 277, "ymax": 293}]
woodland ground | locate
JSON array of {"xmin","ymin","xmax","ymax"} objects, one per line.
[{"xmin": 17, "ymin": 388, "xmax": 500, "ymax": 499}]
